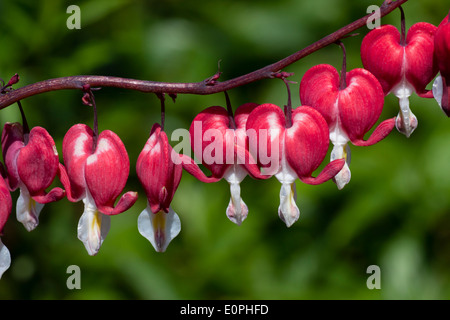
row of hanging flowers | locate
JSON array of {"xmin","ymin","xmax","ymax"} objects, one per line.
[{"xmin": 0, "ymin": 7, "xmax": 449, "ymax": 279}]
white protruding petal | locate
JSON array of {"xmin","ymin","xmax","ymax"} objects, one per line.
[
  {"xmin": 433, "ymin": 75, "xmax": 443, "ymax": 109},
  {"xmin": 0, "ymin": 239, "xmax": 11, "ymax": 279},
  {"xmin": 16, "ymin": 187, "xmax": 44, "ymax": 232},
  {"xmin": 330, "ymin": 143, "xmax": 351, "ymax": 190},
  {"xmin": 277, "ymin": 182, "xmax": 300, "ymax": 228},
  {"xmin": 77, "ymin": 192, "xmax": 111, "ymax": 256},
  {"xmin": 275, "ymin": 150, "xmax": 300, "ymax": 227},
  {"xmin": 138, "ymin": 205, "xmax": 181, "ymax": 253},
  {"xmin": 393, "ymin": 83, "xmax": 417, "ymax": 138},
  {"xmin": 224, "ymin": 164, "xmax": 248, "ymax": 225}
]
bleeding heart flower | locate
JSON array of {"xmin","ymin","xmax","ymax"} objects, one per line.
[
  {"xmin": 300, "ymin": 64, "xmax": 395, "ymax": 189},
  {"xmin": 245, "ymin": 103, "xmax": 345, "ymax": 227},
  {"xmin": 0, "ymin": 172, "xmax": 12, "ymax": 279},
  {"xmin": 361, "ymin": 21, "xmax": 438, "ymax": 137},
  {"xmin": 187, "ymin": 103, "xmax": 269, "ymax": 225},
  {"xmin": 60, "ymin": 124, "xmax": 138, "ymax": 256},
  {"xmin": 136, "ymin": 123, "xmax": 182, "ymax": 252},
  {"xmin": 1, "ymin": 123, "xmax": 65, "ymax": 231},
  {"xmin": 432, "ymin": 13, "xmax": 450, "ymax": 116}
]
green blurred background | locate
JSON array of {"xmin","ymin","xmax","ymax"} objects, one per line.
[{"xmin": 0, "ymin": 0, "xmax": 449, "ymax": 300}]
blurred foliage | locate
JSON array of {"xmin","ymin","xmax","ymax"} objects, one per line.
[{"xmin": 0, "ymin": 0, "xmax": 450, "ymax": 300}]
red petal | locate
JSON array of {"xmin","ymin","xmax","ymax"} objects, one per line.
[
  {"xmin": 189, "ymin": 106, "xmax": 231, "ymax": 178},
  {"xmin": 300, "ymin": 159, "xmax": 345, "ymax": 185},
  {"xmin": 285, "ymin": 106, "xmax": 330, "ymax": 181},
  {"xmin": 62, "ymin": 124, "xmax": 94, "ymax": 201},
  {"xmin": 84, "ymin": 130, "xmax": 133, "ymax": 215},
  {"xmin": 361, "ymin": 25, "xmax": 404, "ymax": 94},
  {"xmin": 234, "ymin": 102, "xmax": 259, "ymax": 130},
  {"xmin": 1, "ymin": 122, "xmax": 24, "ymax": 191},
  {"xmin": 299, "ymin": 64, "xmax": 340, "ymax": 127},
  {"xmin": 338, "ymin": 68, "xmax": 386, "ymax": 144},
  {"xmin": 435, "ymin": 15, "xmax": 450, "ymax": 78},
  {"xmin": 97, "ymin": 191, "xmax": 138, "ymax": 216},
  {"xmin": 17, "ymin": 127, "xmax": 59, "ymax": 197},
  {"xmin": 137, "ymin": 124, "xmax": 182, "ymax": 213},
  {"xmin": 0, "ymin": 176, "xmax": 12, "ymax": 235},
  {"xmin": 351, "ymin": 118, "xmax": 396, "ymax": 147},
  {"xmin": 245, "ymin": 103, "xmax": 285, "ymax": 176},
  {"xmin": 180, "ymin": 154, "xmax": 221, "ymax": 183},
  {"xmin": 405, "ymin": 22, "xmax": 438, "ymax": 95}
]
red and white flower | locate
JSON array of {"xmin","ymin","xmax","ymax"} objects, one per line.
[
  {"xmin": 300, "ymin": 64, "xmax": 395, "ymax": 189},
  {"xmin": 60, "ymin": 124, "xmax": 138, "ymax": 256},
  {"xmin": 361, "ymin": 21, "xmax": 438, "ymax": 137},
  {"xmin": 245, "ymin": 103, "xmax": 345, "ymax": 227},
  {"xmin": 187, "ymin": 103, "xmax": 268, "ymax": 225},
  {"xmin": 1, "ymin": 123, "xmax": 65, "ymax": 231},
  {"xmin": 136, "ymin": 123, "xmax": 182, "ymax": 252}
]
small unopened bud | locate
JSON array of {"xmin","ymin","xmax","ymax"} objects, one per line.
[{"xmin": 6, "ymin": 73, "xmax": 19, "ymax": 87}]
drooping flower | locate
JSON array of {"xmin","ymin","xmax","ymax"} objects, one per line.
[
  {"xmin": 60, "ymin": 124, "xmax": 138, "ymax": 256},
  {"xmin": 432, "ymin": 13, "xmax": 450, "ymax": 115},
  {"xmin": 0, "ymin": 171, "xmax": 12, "ymax": 279},
  {"xmin": 361, "ymin": 19, "xmax": 438, "ymax": 137},
  {"xmin": 300, "ymin": 64, "xmax": 395, "ymax": 189},
  {"xmin": 187, "ymin": 103, "xmax": 269, "ymax": 225},
  {"xmin": 1, "ymin": 123, "xmax": 65, "ymax": 231},
  {"xmin": 136, "ymin": 123, "xmax": 182, "ymax": 252},
  {"xmin": 245, "ymin": 103, "xmax": 345, "ymax": 227}
]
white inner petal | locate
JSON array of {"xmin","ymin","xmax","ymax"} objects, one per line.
[
  {"xmin": 433, "ymin": 75, "xmax": 443, "ymax": 108},
  {"xmin": 330, "ymin": 143, "xmax": 351, "ymax": 190},
  {"xmin": 138, "ymin": 204, "xmax": 181, "ymax": 253},
  {"xmin": 329, "ymin": 99, "xmax": 349, "ymax": 146},
  {"xmin": 224, "ymin": 164, "xmax": 249, "ymax": 225},
  {"xmin": 16, "ymin": 187, "xmax": 44, "ymax": 232},
  {"xmin": 278, "ymin": 182, "xmax": 300, "ymax": 227},
  {"xmin": 0, "ymin": 239, "xmax": 11, "ymax": 279},
  {"xmin": 77, "ymin": 190, "xmax": 111, "ymax": 256}
]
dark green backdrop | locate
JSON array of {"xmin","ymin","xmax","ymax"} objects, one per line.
[{"xmin": 0, "ymin": 0, "xmax": 449, "ymax": 299}]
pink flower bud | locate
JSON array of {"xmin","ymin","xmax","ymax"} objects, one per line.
[{"xmin": 136, "ymin": 123, "xmax": 182, "ymax": 252}]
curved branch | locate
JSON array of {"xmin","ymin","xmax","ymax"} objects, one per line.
[{"xmin": 0, "ymin": 0, "xmax": 407, "ymax": 110}]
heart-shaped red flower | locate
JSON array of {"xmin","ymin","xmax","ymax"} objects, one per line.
[
  {"xmin": 60, "ymin": 124, "xmax": 138, "ymax": 255},
  {"xmin": 246, "ymin": 103, "xmax": 344, "ymax": 227},
  {"xmin": 187, "ymin": 103, "xmax": 268, "ymax": 225},
  {"xmin": 300, "ymin": 64, "xmax": 395, "ymax": 189},
  {"xmin": 361, "ymin": 22, "xmax": 438, "ymax": 136},
  {"xmin": 1, "ymin": 123, "xmax": 65, "ymax": 231}
]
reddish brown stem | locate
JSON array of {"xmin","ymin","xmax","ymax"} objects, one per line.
[{"xmin": 0, "ymin": 0, "xmax": 408, "ymax": 110}]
